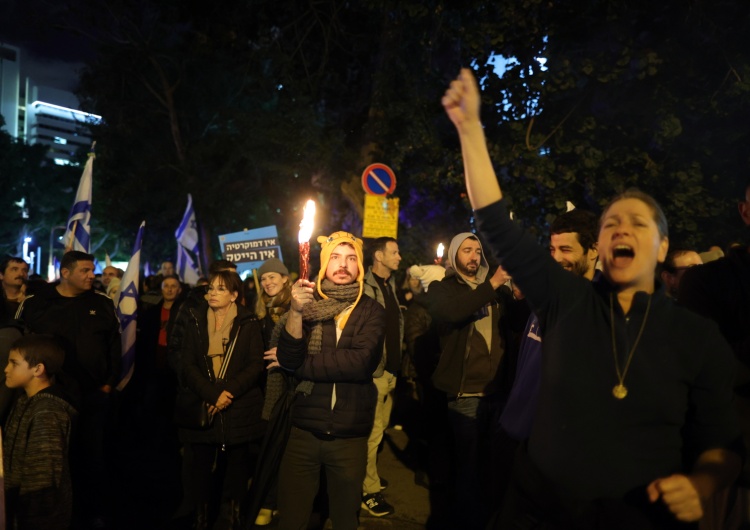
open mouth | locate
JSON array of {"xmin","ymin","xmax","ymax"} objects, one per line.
[
  {"xmin": 612, "ymin": 245, "xmax": 634, "ymax": 258},
  {"xmin": 611, "ymin": 244, "xmax": 635, "ymax": 266}
]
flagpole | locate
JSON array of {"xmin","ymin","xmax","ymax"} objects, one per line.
[{"xmin": 64, "ymin": 220, "xmax": 78, "ymax": 253}]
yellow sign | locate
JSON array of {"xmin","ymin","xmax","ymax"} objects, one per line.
[{"xmin": 363, "ymin": 195, "xmax": 399, "ymax": 238}]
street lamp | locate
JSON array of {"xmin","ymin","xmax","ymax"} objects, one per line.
[{"xmin": 48, "ymin": 225, "xmax": 66, "ymax": 281}]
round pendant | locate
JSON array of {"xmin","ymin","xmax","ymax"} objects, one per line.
[{"xmin": 612, "ymin": 384, "xmax": 628, "ymax": 399}]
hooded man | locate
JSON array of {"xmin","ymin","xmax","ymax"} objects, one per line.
[
  {"xmin": 424, "ymin": 232, "xmax": 512, "ymax": 530},
  {"xmin": 275, "ymin": 231, "xmax": 386, "ymax": 530}
]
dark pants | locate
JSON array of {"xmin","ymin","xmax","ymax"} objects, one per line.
[
  {"xmin": 71, "ymin": 389, "xmax": 114, "ymax": 526},
  {"xmin": 190, "ymin": 442, "xmax": 251, "ymax": 506},
  {"xmin": 446, "ymin": 393, "xmax": 505, "ymax": 530},
  {"xmin": 277, "ymin": 427, "xmax": 367, "ymax": 530}
]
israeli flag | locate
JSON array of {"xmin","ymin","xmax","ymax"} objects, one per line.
[
  {"xmin": 175, "ymin": 194, "xmax": 201, "ymax": 284},
  {"xmin": 176, "ymin": 244, "xmax": 201, "ymax": 286},
  {"xmin": 116, "ymin": 221, "xmax": 145, "ymax": 390},
  {"xmin": 175, "ymin": 193, "xmax": 200, "ymax": 254},
  {"xmin": 64, "ymin": 151, "xmax": 94, "ymax": 252}
]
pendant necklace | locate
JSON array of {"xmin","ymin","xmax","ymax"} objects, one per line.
[{"xmin": 609, "ymin": 292, "xmax": 652, "ymax": 399}]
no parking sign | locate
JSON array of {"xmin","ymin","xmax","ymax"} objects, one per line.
[
  {"xmin": 361, "ymin": 163, "xmax": 398, "ymax": 238},
  {"xmin": 361, "ymin": 163, "xmax": 397, "ymax": 196}
]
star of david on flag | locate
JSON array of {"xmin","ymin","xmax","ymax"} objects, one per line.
[{"xmin": 116, "ymin": 221, "xmax": 145, "ymax": 390}]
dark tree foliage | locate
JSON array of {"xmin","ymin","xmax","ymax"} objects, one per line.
[
  {"xmin": 474, "ymin": 1, "xmax": 750, "ymax": 249},
  {"xmin": 39, "ymin": 0, "xmax": 750, "ymax": 270},
  {"xmin": 0, "ymin": 119, "xmax": 80, "ymax": 258},
  {"xmin": 67, "ymin": 0, "xmax": 503, "ymax": 267}
]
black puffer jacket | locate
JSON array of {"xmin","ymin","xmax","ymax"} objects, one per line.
[
  {"xmin": 277, "ymin": 296, "xmax": 385, "ymax": 438},
  {"xmin": 180, "ymin": 303, "xmax": 265, "ymax": 445}
]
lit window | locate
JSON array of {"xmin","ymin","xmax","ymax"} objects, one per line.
[
  {"xmin": 54, "ymin": 137, "xmax": 68, "ymax": 144},
  {"xmin": 54, "ymin": 158, "xmax": 71, "ymax": 166}
]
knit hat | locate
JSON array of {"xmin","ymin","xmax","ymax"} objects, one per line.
[
  {"xmin": 409, "ymin": 264, "xmax": 446, "ymax": 292},
  {"xmin": 258, "ymin": 257, "xmax": 289, "ymax": 277},
  {"xmin": 316, "ymin": 231, "xmax": 365, "ymax": 328}
]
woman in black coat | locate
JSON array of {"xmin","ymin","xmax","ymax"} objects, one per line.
[{"xmin": 180, "ymin": 270, "xmax": 265, "ymax": 530}]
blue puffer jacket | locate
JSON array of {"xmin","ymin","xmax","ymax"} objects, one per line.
[{"xmin": 277, "ymin": 296, "xmax": 385, "ymax": 438}]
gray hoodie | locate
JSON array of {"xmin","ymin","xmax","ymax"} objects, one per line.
[{"xmin": 446, "ymin": 232, "xmax": 489, "ymax": 286}]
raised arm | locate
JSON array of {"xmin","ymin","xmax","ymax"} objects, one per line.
[{"xmin": 442, "ymin": 68, "xmax": 502, "ymax": 209}]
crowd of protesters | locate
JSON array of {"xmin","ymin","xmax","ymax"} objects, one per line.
[{"xmin": 0, "ymin": 70, "xmax": 749, "ymax": 530}]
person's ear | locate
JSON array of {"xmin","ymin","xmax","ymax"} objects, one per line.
[
  {"xmin": 587, "ymin": 243, "xmax": 599, "ymax": 261},
  {"xmin": 739, "ymin": 201, "xmax": 750, "ymax": 226},
  {"xmin": 657, "ymin": 237, "xmax": 669, "ymax": 264}
]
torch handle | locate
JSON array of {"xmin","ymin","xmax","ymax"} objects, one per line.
[{"xmin": 299, "ymin": 241, "xmax": 311, "ymax": 281}]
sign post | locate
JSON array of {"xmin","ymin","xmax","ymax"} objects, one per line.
[{"xmin": 361, "ymin": 163, "xmax": 399, "ymax": 238}]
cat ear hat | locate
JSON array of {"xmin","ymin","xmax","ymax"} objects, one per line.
[{"xmin": 316, "ymin": 231, "xmax": 365, "ymax": 329}]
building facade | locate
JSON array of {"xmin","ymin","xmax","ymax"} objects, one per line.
[{"xmin": 0, "ymin": 42, "xmax": 100, "ymax": 166}]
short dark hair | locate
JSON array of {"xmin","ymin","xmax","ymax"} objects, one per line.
[
  {"xmin": 209, "ymin": 260, "xmax": 238, "ymax": 274},
  {"xmin": 0, "ymin": 257, "xmax": 28, "ymax": 275},
  {"xmin": 161, "ymin": 274, "xmax": 182, "ymax": 286},
  {"xmin": 369, "ymin": 237, "xmax": 398, "ymax": 261},
  {"xmin": 61, "ymin": 251, "xmax": 95, "ymax": 272},
  {"xmin": 10, "ymin": 334, "xmax": 65, "ymax": 377},
  {"xmin": 550, "ymin": 210, "xmax": 598, "ymax": 251},
  {"xmin": 208, "ymin": 270, "xmax": 243, "ymax": 297},
  {"xmin": 600, "ymin": 189, "xmax": 669, "ymax": 239}
]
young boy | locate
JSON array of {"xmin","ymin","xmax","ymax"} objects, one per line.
[{"xmin": 3, "ymin": 334, "xmax": 77, "ymax": 530}]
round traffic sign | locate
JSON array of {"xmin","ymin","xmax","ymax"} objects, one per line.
[{"xmin": 361, "ymin": 163, "xmax": 396, "ymax": 196}]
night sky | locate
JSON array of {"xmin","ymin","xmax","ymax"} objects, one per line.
[{"xmin": 0, "ymin": 0, "xmax": 93, "ymax": 92}]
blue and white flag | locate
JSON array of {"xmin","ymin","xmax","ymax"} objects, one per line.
[
  {"xmin": 175, "ymin": 193, "xmax": 200, "ymax": 254},
  {"xmin": 116, "ymin": 221, "xmax": 145, "ymax": 390},
  {"xmin": 175, "ymin": 194, "xmax": 201, "ymax": 284},
  {"xmin": 63, "ymin": 150, "xmax": 94, "ymax": 253},
  {"xmin": 176, "ymin": 244, "xmax": 201, "ymax": 286}
]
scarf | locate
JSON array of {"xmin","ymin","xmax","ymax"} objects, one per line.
[
  {"xmin": 207, "ymin": 303, "xmax": 237, "ymax": 376},
  {"xmin": 257, "ymin": 286, "xmax": 292, "ymax": 321},
  {"xmin": 287, "ymin": 279, "xmax": 361, "ymax": 396},
  {"xmin": 302, "ymin": 279, "xmax": 360, "ymax": 352}
]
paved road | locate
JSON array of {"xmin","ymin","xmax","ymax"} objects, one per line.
[{"xmin": 251, "ymin": 427, "xmax": 432, "ymax": 530}]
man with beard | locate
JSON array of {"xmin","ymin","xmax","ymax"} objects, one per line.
[
  {"xmin": 274, "ymin": 231, "xmax": 385, "ymax": 530},
  {"xmin": 493, "ymin": 209, "xmax": 598, "ymax": 510},
  {"xmin": 423, "ymin": 232, "xmax": 512, "ymax": 530},
  {"xmin": 0, "ymin": 257, "xmax": 29, "ymax": 318}
]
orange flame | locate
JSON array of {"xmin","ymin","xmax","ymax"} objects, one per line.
[{"xmin": 298, "ymin": 200, "xmax": 316, "ymax": 243}]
